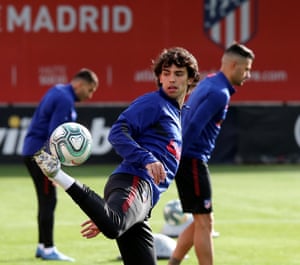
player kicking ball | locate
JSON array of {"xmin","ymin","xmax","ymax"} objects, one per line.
[{"xmin": 34, "ymin": 47, "xmax": 200, "ymax": 265}]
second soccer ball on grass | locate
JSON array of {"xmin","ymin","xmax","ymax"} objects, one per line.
[{"xmin": 163, "ymin": 199, "xmax": 191, "ymax": 226}]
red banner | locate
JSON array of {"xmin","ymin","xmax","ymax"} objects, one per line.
[{"xmin": 0, "ymin": 1, "xmax": 298, "ymax": 103}]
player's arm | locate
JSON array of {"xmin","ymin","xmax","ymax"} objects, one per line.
[
  {"xmin": 182, "ymin": 91, "xmax": 228, "ymax": 151},
  {"xmin": 108, "ymin": 99, "xmax": 160, "ymax": 167},
  {"xmin": 109, "ymin": 108, "xmax": 166, "ymax": 184},
  {"xmin": 48, "ymin": 99, "xmax": 74, "ymax": 136}
]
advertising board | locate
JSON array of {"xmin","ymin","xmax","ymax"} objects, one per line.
[{"xmin": 0, "ymin": 1, "xmax": 298, "ymax": 103}]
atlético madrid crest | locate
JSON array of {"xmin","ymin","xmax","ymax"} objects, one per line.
[{"xmin": 204, "ymin": 0, "xmax": 257, "ymax": 49}]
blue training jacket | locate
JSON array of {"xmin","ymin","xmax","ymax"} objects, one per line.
[
  {"xmin": 182, "ymin": 71, "xmax": 235, "ymax": 162},
  {"xmin": 109, "ymin": 88, "xmax": 182, "ymax": 206},
  {"xmin": 22, "ymin": 84, "xmax": 78, "ymax": 156}
]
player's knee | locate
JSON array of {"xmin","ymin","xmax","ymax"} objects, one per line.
[
  {"xmin": 92, "ymin": 219, "xmax": 123, "ymax": 239},
  {"xmin": 101, "ymin": 227, "xmax": 122, "ymax": 239},
  {"xmin": 193, "ymin": 213, "xmax": 213, "ymax": 230}
]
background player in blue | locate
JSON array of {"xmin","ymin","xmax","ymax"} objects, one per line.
[
  {"xmin": 22, "ymin": 69, "xmax": 99, "ymax": 261},
  {"xmin": 33, "ymin": 47, "xmax": 200, "ymax": 265},
  {"xmin": 168, "ymin": 43, "xmax": 255, "ymax": 265}
]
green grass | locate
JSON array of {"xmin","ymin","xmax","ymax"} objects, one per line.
[{"xmin": 1, "ymin": 164, "xmax": 300, "ymax": 264}]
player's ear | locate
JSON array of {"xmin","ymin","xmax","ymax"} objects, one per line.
[{"xmin": 187, "ymin": 78, "xmax": 193, "ymax": 85}]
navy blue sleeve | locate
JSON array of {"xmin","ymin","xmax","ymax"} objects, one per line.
[
  {"xmin": 42, "ymin": 90, "xmax": 75, "ymax": 136},
  {"xmin": 108, "ymin": 95, "xmax": 161, "ymax": 167},
  {"xmin": 182, "ymin": 90, "xmax": 228, "ymax": 151}
]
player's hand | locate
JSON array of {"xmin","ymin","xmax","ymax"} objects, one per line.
[
  {"xmin": 81, "ymin": 220, "xmax": 101, "ymax": 239},
  {"xmin": 145, "ymin": 161, "xmax": 166, "ymax": 184}
]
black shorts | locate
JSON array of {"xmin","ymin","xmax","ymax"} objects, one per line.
[
  {"xmin": 175, "ymin": 157, "xmax": 212, "ymax": 214},
  {"xmin": 67, "ymin": 173, "xmax": 157, "ymax": 265}
]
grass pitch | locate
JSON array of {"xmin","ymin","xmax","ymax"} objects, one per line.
[{"xmin": 1, "ymin": 163, "xmax": 300, "ymax": 265}]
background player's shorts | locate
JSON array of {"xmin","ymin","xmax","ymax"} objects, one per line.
[{"xmin": 175, "ymin": 157, "xmax": 212, "ymax": 214}]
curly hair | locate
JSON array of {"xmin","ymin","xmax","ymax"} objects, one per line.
[{"xmin": 152, "ymin": 47, "xmax": 200, "ymax": 92}]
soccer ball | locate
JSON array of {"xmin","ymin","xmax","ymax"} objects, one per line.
[
  {"xmin": 49, "ymin": 122, "xmax": 92, "ymax": 166},
  {"xmin": 163, "ymin": 199, "xmax": 189, "ymax": 226},
  {"xmin": 153, "ymin": 233, "xmax": 176, "ymax": 259}
]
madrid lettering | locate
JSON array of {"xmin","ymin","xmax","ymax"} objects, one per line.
[{"xmin": 3, "ymin": 4, "xmax": 132, "ymax": 33}]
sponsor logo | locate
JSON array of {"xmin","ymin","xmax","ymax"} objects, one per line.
[
  {"xmin": 38, "ymin": 66, "xmax": 67, "ymax": 86},
  {"xmin": 0, "ymin": 116, "xmax": 31, "ymax": 155},
  {"xmin": 204, "ymin": 0, "xmax": 257, "ymax": 48},
  {"xmin": 0, "ymin": 116, "xmax": 112, "ymax": 156},
  {"xmin": 204, "ymin": 199, "xmax": 212, "ymax": 210}
]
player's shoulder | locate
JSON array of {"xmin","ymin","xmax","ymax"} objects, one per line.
[
  {"xmin": 41, "ymin": 85, "xmax": 72, "ymax": 108},
  {"xmin": 132, "ymin": 90, "xmax": 162, "ymax": 105},
  {"xmin": 199, "ymin": 77, "xmax": 231, "ymax": 105},
  {"xmin": 45, "ymin": 84, "xmax": 70, "ymax": 99}
]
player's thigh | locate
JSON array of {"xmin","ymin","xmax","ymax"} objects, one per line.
[
  {"xmin": 104, "ymin": 174, "xmax": 152, "ymax": 227},
  {"xmin": 175, "ymin": 157, "xmax": 212, "ymax": 213}
]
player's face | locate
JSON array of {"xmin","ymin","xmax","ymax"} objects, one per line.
[
  {"xmin": 159, "ymin": 64, "xmax": 192, "ymax": 106},
  {"xmin": 76, "ymin": 81, "xmax": 98, "ymax": 101},
  {"xmin": 231, "ymin": 58, "xmax": 253, "ymax": 86}
]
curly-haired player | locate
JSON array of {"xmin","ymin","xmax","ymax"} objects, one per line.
[{"xmin": 34, "ymin": 47, "xmax": 200, "ymax": 265}]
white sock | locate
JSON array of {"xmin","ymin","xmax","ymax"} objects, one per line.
[
  {"xmin": 37, "ymin": 243, "xmax": 44, "ymax": 250},
  {"xmin": 44, "ymin": 246, "xmax": 56, "ymax": 255},
  {"xmin": 54, "ymin": 170, "xmax": 75, "ymax": 190}
]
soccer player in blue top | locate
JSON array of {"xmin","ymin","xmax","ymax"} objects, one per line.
[
  {"xmin": 168, "ymin": 43, "xmax": 255, "ymax": 265},
  {"xmin": 33, "ymin": 47, "xmax": 200, "ymax": 265},
  {"xmin": 22, "ymin": 69, "xmax": 99, "ymax": 261}
]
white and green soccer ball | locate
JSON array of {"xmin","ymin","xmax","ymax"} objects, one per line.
[
  {"xmin": 163, "ymin": 199, "xmax": 190, "ymax": 226},
  {"xmin": 49, "ymin": 122, "xmax": 92, "ymax": 166}
]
